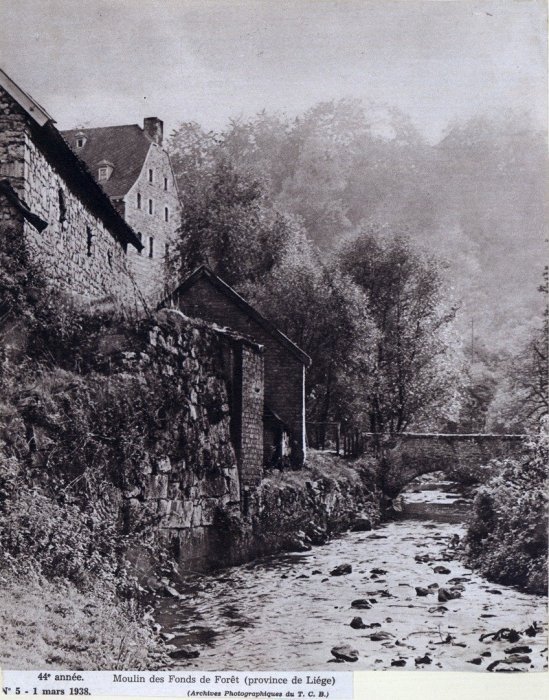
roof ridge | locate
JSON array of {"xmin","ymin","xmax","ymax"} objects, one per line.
[
  {"xmin": 162, "ymin": 265, "xmax": 312, "ymax": 367},
  {"xmin": 61, "ymin": 123, "xmax": 143, "ymax": 132}
]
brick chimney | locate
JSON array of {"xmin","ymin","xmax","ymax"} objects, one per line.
[{"xmin": 143, "ymin": 117, "xmax": 163, "ymax": 146}]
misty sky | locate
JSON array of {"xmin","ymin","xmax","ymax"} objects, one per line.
[{"xmin": 0, "ymin": 0, "xmax": 546, "ymax": 141}]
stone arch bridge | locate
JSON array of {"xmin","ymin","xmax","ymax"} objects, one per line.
[{"xmin": 346, "ymin": 432, "xmax": 527, "ymax": 498}]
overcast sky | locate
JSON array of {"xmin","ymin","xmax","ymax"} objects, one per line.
[{"xmin": 0, "ymin": 0, "xmax": 546, "ymax": 142}]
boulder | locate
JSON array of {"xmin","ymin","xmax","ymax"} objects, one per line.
[
  {"xmin": 391, "ymin": 659, "xmax": 406, "ymax": 667},
  {"xmin": 351, "ymin": 515, "xmax": 372, "ymax": 532},
  {"xmin": 162, "ymin": 585, "xmax": 181, "ymax": 599},
  {"xmin": 504, "ymin": 646, "xmax": 532, "ymax": 655},
  {"xmin": 169, "ymin": 646, "xmax": 200, "ymax": 660},
  {"xmin": 351, "ymin": 599, "xmax": 372, "ymax": 610},
  {"xmin": 350, "ymin": 616, "xmax": 367, "ymax": 629},
  {"xmin": 330, "ymin": 644, "xmax": 359, "ymax": 662},
  {"xmin": 369, "ymin": 631, "xmax": 394, "ymax": 641},
  {"xmin": 415, "ymin": 587, "xmax": 432, "ymax": 597},
  {"xmin": 438, "ymin": 587, "xmax": 462, "ymax": 602},
  {"xmin": 433, "ymin": 566, "xmax": 451, "ymax": 574},
  {"xmin": 331, "ymin": 564, "xmax": 352, "ymax": 576}
]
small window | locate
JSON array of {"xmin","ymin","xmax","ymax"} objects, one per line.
[
  {"xmin": 148, "ymin": 168, "xmax": 154, "ymax": 183},
  {"xmin": 86, "ymin": 227, "xmax": 93, "ymax": 257},
  {"xmin": 98, "ymin": 167, "xmax": 109, "ymax": 181},
  {"xmin": 164, "ymin": 177, "xmax": 168, "ymax": 191},
  {"xmin": 148, "ymin": 199, "xmax": 153, "ymax": 215},
  {"xmin": 137, "ymin": 232, "xmax": 142, "ymax": 255},
  {"xmin": 76, "ymin": 138, "xmax": 84, "ymax": 148},
  {"xmin": 164, "ymin": 242, "xmax": 169, "ymax": 258},
  {"xmin": 58, "ymin": 188, "xmax": 66, "ymax": 224},
  {"xmin": 137, "ymin": 192, "xmax": 142, "ymax": 209},
  {"xmin": 164, "ymin": 206, "xmax": 169, "ymax": 222},
  {"xmin": 148, "ymin": 236, "xmax": 154, "ymax": 258},
  {"xmin": 107, "ymin": 250, "xmax": 113, "ymax": 268}
]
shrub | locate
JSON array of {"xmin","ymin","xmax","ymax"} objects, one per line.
[{"xmin": 463, "ymin": 422, "xmax": 548, "ymax": 594}]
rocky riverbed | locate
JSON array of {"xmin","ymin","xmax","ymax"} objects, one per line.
[{"xmin": 156, "ymin": 478, "xmax": 548, "ymax": 672}]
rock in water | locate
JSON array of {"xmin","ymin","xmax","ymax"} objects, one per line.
[
  {"xmin": 331, "ymin": 564, "xmax": 352, "ymax": 576},
  {"xmin": 351, "ymin": 599, "xmax": 372, "ymax": 609},
  {"xmin": 415, "ymin": 587, "xmax": 431, "ymax": 597},
  {"xmin": 351, "ymin": 516, "xmax": 372, "ymax": 532},
  {"xmin": 504, "ymin": 646, "xmax": 532, "ymax": 655},
  {"xmin": 391, "ymin": 659, "xmax": 407, "ymax": 667},
  {"xmin": 331, "ymin": 645, "xmax": 359, "ymax": 662},
  {"xmin": 369, "ymin": 631, "xmax": 394, "ymax": 641},
  {"xmin": 467, "ymin": 658, "xmax": 483, "ymax": 665},
  {"xmin": 350, "ymin": 617, "xmax": 367, "ymax": 629},
  {"xmin": 415, "ymin": 654, "xmax": 432, "ymax": 666},
  {"xmin": 438, "ymin": 587, "xmax": 462, "ymax": 602},
  {"xmin": 169, "ymin": 646, "xmax": 200, "ymax": 660},
  {"xmin": 163, "ymin": 585, "xmax": 181, "ymax": 598},
  {"xmin": 428, "ymin": 606, "xmax": 449, "ymax": 614},
  {"xmin": 433, "ymin": 566, "xmax": 451, "ymax": 574}
]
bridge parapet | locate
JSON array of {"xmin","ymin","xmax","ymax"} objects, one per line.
[{"xmin": 342, "ymin": 431, "xmax": 527, "ymax": 498}]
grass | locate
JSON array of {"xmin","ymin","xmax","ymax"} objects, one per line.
[{"xmin": 0, "ymin": 572, "xmax": 168, "ymax": 670}]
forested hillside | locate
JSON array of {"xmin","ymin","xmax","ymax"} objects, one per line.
[{"xmin": 168, "ymin": 102, "xmax": 547, "ymax": 355}]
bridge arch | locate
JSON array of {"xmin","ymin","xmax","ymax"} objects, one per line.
[{"xmin": 358, "ymin": 433, "xmax": 526, "ymax": 498}]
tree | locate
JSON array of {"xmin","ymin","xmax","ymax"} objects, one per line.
[
  {"xmin": 168, "ymin": 154, "xmax": 298, "ymax": 288},
  {"xmin": 338, "ymin": 226, "xmax": 462, "ymax": 433},
  {"xmin": 487, "ymin": 266, "xmax": 549, "ymax": 432},
  {"xmin": 242, "ymin": 237, "xmax": 377, "ymax": 425}
]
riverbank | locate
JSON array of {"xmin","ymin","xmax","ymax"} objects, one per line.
[{"xmin": 247, "ymin": 450, "xmax": 382, "ymax": 558}]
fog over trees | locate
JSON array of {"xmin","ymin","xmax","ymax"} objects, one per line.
[{"xmin": 167, "ymin": 100, "xmax": 548, "ymax": 433}]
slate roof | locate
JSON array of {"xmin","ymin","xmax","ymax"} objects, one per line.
[
  {"xmin": 0, "ymin": 68, "xmax": 143, "ymax": 252},
  {"xmin": 162, "ymin": 265, "xmax": 312, "ymax": 367},
  {"xmin": 61, "ymin": 125, "xmax": 152, "ymax": 198}
]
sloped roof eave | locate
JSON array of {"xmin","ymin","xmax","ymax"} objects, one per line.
[{"xmin": 162, "ymin": 265, "xmax": 312, "ymax": 367}]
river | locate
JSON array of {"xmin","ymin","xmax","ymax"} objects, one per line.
[{"xmin": 156, "ymin": 475, "xmax": 547, "ymax": 672}]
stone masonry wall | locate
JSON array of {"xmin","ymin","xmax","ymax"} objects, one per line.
[
  {"xmin": 100, "ymin": 309, "xmax": 267, "ymax": 571},
  {"xmin": 0, "ymin": 85, "xmax": 138, "ymax": 309},
  {"xmin": 170, "ymin": 276, "xmax": 307, "ymax": 465},
  {"xmin": 239, "ymin": 346, "xmax": 264, "ymax": 488}
]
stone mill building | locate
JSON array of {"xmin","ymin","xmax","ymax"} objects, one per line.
[
  {"xmin": 0, "ymin": 65, "xmax": 310, "ymax": 542},
  {"xmin": 62, "ymin": 119, "xmax": 180, "ymax": 303}
]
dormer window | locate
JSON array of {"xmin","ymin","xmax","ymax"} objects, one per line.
[
  {"xmin": 148, "ymin": 168, "xmax": 154, "ymax": 183},
  {"xmin": 97, "ymin": 159, "xmax": 114, "ymax": 182},
  {"xmin": 75, "ymin": 132, "xmax": 87, "ymax": 148}
]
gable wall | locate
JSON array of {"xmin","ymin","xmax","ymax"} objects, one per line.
[
  {"xmin": 170, "ymin": 277, "xmax": 306, "ymax": 465},
  {"xmin": 0, "ymin": 85, "xmax": 139, "ymax": 309},
  {"xmin": 124, "ymin": 144, "xmax": 181, "ymax": 305}
]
